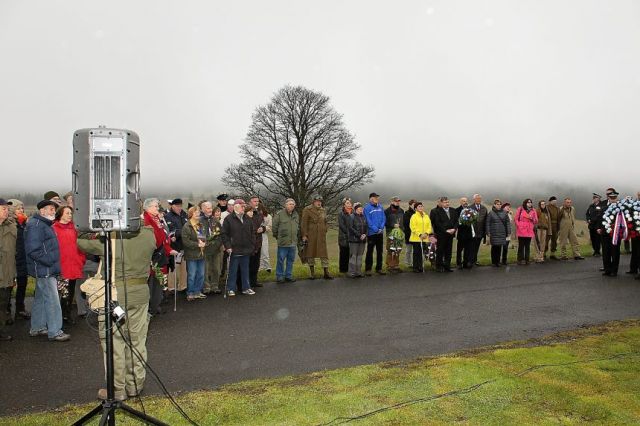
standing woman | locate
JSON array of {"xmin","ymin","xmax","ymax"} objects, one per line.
[
  {"xmin": 258, "ymin": 204, "xmax": 272, "ymax": 273},
  {"xmin": 534, "ymin": 200, "xmax": 551, "ymax": 263},
  {"xmin": 143, "ymin": 198, "xmax": 174, "ymax": 314},
  {"xmin": 514, "ymin": 199, "xmax": 538, "ymax": 265},
  {"xmin": 486, "ymin": 199, "xmax": 511, "ymax": 267},
  {"xmin": 338, "ymin": 198, "xmax": 353, "ymax": 273},
  {"xmin": 7, "ymin": 199, "xmax": 30, "ymax": 319},
  {"xmin": 409, "ymin": 202, "xmax": 433, "ymax": 273},
  {"xmin": 52, "ymin": 206, "xmax": 86, "ymax": 324},
  {"xmin": 347, "ymin": 202, "xmax": 367, "ymax": 278},
  {"xmin": 182, "ymin": 206, "xmax": 207, "ymax": 301}
]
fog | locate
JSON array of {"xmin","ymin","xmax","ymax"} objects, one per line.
[{"xmin": 1, "ymin": 1, "xmax": 639, "ymax": 197}]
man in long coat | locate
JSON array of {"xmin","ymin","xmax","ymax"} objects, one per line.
[{"xmin": 301, "ymin": 195, "xmax": 333, "ymax": 280}]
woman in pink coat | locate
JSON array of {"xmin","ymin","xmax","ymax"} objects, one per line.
[{"xmin": 514, "ymin": 199, "xmax": 538, "ymax": 265}]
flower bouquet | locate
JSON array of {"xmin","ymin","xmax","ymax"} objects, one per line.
[
  {"xmin": 459, "ymin": 207, "xmax": 479, "ymax": 237},
  {"xmin": 388, "ymin": 227, "xmax": 405, "ymax": 253}
]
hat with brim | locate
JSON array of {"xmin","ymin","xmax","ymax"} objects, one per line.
[
  {"xmin": 216, "ymin": 194, "xmax": 228, "ymax": 201},
  {"xmin": 7, "ymin": 199, "xmax": 23, "ymax": 208},
  {"xmin": 37, "ymin": 200, "xmax": 57, "ymax": 210},
  {"xmin": 592, "ymin": 193, "xmax": 602, "ymax": 199},
  {"xmin": 0, "ymin": 198, "xmax": 8, "ymax": 206},
  {"xmin": 313, "ymin": 195, "xmax": 323, "ymax": 201},
  {"xmin": 369, "ymin": 192, "xmax": 380, "ymax": 198},
  {"xmin": 169, "ymin": 198, "xmax": 183, "ymax": 205}
]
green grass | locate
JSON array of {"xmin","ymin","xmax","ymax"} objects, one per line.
[{"xmin": 4, "ymin": 320, "xmax": 639, "ymax": 425}]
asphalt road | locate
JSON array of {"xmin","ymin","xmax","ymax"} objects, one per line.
[{"xmin": 1, "ymin": 256, "xmax": 639, "ymax": 417}]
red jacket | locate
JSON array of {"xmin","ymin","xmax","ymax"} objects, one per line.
[
  {"xmin": 143, "ymin": 211, "xmax": 171, "ymax": 274},
  {"xmin": 52, "ymin": 221, "xmax": 86, "ymax": 280}
]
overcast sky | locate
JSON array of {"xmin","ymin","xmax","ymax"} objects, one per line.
[{"xmin": 1, "ymin": 0, "xmax": 639, "ymax": 194}]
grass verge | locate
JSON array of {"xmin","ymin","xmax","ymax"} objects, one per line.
[{"xmin": 4, "ymin": 320, "xmax": 640, "ymax": 425}]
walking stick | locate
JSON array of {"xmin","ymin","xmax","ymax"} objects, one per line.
[
  {"xmin": 172, "ymin": 267, "xmax": 177, "ymax": 312},
  {"xmin": 223, "ymin": 252, "xmax": 231, "ymax": 299},
  {"xmin": 420, "ymin": 239, "xmax": 426, "ymax": 274}
]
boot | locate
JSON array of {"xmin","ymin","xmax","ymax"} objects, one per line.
[
  {"xmin": 309, "ymin": 265, "xmax": 315, "ymax": 280},
  {"xmin": 323, "ymin": 268, "xmax": 334, "ymax": 280}
]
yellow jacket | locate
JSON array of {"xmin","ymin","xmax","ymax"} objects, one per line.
[{"xmin": 409, "ymin": 212, "xmax": 433, "ymax": 242}]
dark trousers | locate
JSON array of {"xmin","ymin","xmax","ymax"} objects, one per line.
[
  {"xmin": 456, "ymin": 238, "xmax": 474, "ymax": 268},
  {"xmin": 435, "ymin": 233, "xmax": 453, "ymax": 270},
  {"xmin": 629, "ymin": 237, "xmax": 640, "ymax": 273},
  {"xmin": 0, "ymin": 287, "xmax": 11, "ymax": 329},
  {"xmin": 412, "ymin": 242, "xmax": 425, "ymax": 272},
  {"xmin": 517, "ymin": 237, "xmax": 532, "ymax": 262},
  {"xmin": 148, "ymin": 275, "xmax": 164, "ymax": 315},
  {"xmin": 249, "ymin": 252, "xmax": 261, "ymax": 287},
  {"xmin": 589, "ymin": 228, "xmax": 601, "ymax": 254},
  {"xmin": 491, "ymin": 245, "xmax": 502, "ymax": 266},
  {"xmin": 365, "ymin": 233, "xmax": 384, "ymax": 272},
  {"xmin": 624, "ymin": 239, "xmax": 631, "ymax": 253},
  {"xmin": 61, "ymin": 279, "xmax": 77, "ymax": 321},
  {"xmin": 7, "ymin": 275, "xmax": 28, "ymax": 313},
  {"xmin": 602, "ymin": 234, "xmax": 621, "ymax": 274},
  {"xmin": 339, "ymin": 245, "xmax": 350, "ymax": 273},
  {"xmin": 472, "ymin": 237, "xmax": 483, "ymax": 263},
  {"xmin": 501, "ymin": 243, "xmax": 509, "ymax": 264}
]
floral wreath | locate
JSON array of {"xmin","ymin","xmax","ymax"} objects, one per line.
[{"xmin": 602, "ymin": 198, "xmax": 640, "ymax": 242}]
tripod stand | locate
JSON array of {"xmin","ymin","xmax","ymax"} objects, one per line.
[{"xmin": 74, "ymin": 232, "xmax": 167, "ymax": 426}]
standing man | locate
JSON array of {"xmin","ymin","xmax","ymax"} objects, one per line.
[
  {"xmin": 598, "ymin": 190, "xmax": 622, "ymax": 277},
  {"xmin": 470, "ymin": 194, "xmax": 488, "ymax": 266},
  {"xmin": 221, "ymin": 200, "xmax": 256, "ymax": 296},
  {"xmin": 43, "ymin": 191, "xmax": 64, "ymax": 207},
  {"xmin": 248, "ymin": 196, "xmax": 266, "ymax": 288},
  {"xmin": 626, "ymin": 191, "xmax": 640, "ymax": 276},
  {"xmin": 585, "ymin": 194, "xmax": 603, "ymax": 257},
  {"xmin": 384, "ymin": 196, "xmax": 404, "ymax": 273},
  {"xmin": 557, "ymin": 198, "xmax": 585, "ymax": 261},
  {"xmin": 403, "ymin": 200, "xmax": 417, "ymax": 267},
  {"xmin": 546, "ymin": 196, "xmax": 560, "ymax": 259},
  {"xmin": 25, "ymin": 200, "xmax": 69, "ymax": 341},
  {"xmin": 200, "ymin": 201, "xmax": 223, "ymax": 294},
  {"xmin": 165, "ymin": 198, "xmax": 188, "ymax": 293},
  {"xmin": 455, "ymin": 197, "xmax": 474, "ymax": 269},
  {"xmin": 0, "ymin": 199, "xmax": 17, "ymax": 341},
  {"xmin": 363, "ymin": 192, "xmax": 386, "ymax": 276},
  {"xmin": 216, "ymin": 193, "xmax": 228, "ymax": 214},
  {"xmin": 301, "ymin": 195, "xmax": 332, "ymax": 280},
  {"xmin": 272, "ymin": 198, "xmax": 299, "ymax": 283},
  {"xmin": 430, "ymin": 197, "xmax": 458, "ymax": 272}
]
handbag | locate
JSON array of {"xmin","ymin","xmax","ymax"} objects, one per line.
[{"xmin": 80, "ymin": 239, "xmax": 118, "ymax": 312}]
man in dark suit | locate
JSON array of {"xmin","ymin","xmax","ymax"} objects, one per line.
[
  {"xmin": 430, "ymin": 197, "xmax": 458, "ymax": 272},
  {"xmin": 585, "ymin": 193, "xmax": 603, "ymax": 256},
  {"xmin": 455, "ymin": 197, "xmax": 474, "ymax": 269},
  {"xmin": 470, "ymin": 194, "xmax": 488, "ymax": 266},
  {"xmin": 598, "ymin": 189, "xmax": 621, "ymax": 277}
]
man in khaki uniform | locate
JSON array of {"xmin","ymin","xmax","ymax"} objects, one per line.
[
  {"xmin": 77, "ymin": 225, "xmax": 156, "ymax": 401},
  {"xmin": 0, "ymin": 199, "xmax": 17, "ymax": 341},
  {"xmin": 557, "ymin": 198, "xmax": 585, "ymax": 261},
  {"xmin": 301, "ymin": 195, "xmax": 333, "ymax": 280}
]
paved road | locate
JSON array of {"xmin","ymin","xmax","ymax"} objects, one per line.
[{"xmin": 1, "ymin": 257, "xmax": 639, "ymax": 416}]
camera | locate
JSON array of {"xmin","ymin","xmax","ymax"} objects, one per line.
[{"xmin": 111, "ymin": 302, "xmax": 127, "ymax": 326}]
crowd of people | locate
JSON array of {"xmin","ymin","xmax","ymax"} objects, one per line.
[{"xmin": 0, "ymin": 187, "xmax": 638, "ymax": 401}]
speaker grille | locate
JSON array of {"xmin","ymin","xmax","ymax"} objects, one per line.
[{"xmin": 93, "ymin": 155, "xmax": 121, "ymax": 199}]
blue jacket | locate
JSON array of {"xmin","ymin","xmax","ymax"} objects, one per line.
[
  {"xmin": 24, "ymin": 214, "xmax": 61, "ymax": 278},
  {"xmin": 364, "ymin": 202, "xmax": 386, "ymax": 236}
]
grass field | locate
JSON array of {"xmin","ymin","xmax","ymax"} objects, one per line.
[{"xmin": 3, "ymin": 320, "xmax": 639, "ymax": 425}]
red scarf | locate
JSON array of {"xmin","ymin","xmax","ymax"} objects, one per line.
[{"xmin": 143, "ymin": 211, "xmax": 166, "ymax": 248}]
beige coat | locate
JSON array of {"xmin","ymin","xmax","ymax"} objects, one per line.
[
  {"xmin": 301, "ymin": 205, "xmax": 329, "ymax": 258},
  {"xmin": 558, "ymin": 206, "xmax": 577, "ymax": 233},
  {"xmin": 0, "ymin": 218, "xmax": 17, "ymax": 288}
]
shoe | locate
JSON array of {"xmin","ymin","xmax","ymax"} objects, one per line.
[
  {"xmin": 285, "ymin": 278, "xmax": 296, "ymax": 283},
  {"xmin": 364, "ymin": 271, "xmax": 372, "ymax": 277},
  {"xmin": 212, "ymin": 289, "xmax": 222, "ymax": 294},
  {"xmin": 574, "ymin": 256, "xmax": 585, "ymax": 260},
  {"xmin": 457, "ymin": 265, "xmax": 464, "ymax": 270},
  {"xmin": 444, "ymin": 268, "xmax": 454, "ymax": 272},
  {"xmin": 227, "ymin": 291, "xmax": 235, "ymax": 297},
  {"xmin": 49, "ymin": 332, "xmax": 71, "ymax": 342},
  {"xmin": 0, "ymin": 333, "xmax": 12, "ymax": 342},
  {"xmin": 242, "ymin": 289, "xmax": 256, "ymax": 295},
  {"xmin": 16, "ymin": 310, "xmax": 31, "ymax": 319},
  {"xmin": 254, "ymin": 282, "xmax": 264, "ymax": 287},
  {"xmin": 97, "ymin": 388, "xmax": 127, "ymax": 401},
  {"xmin": 356, "ymin": 274, "xmax": 365, "ymax": 278},
  {"xmin": 492, "ymin": 264, "xmax": 500, "ymax": 268},
  {"xmin": 593, "ymin": 253, "xmax": 601, "ymax": 257},
  {"xmin": 126, "ymin": 387, "xmax": 143, "ymax": 398},
  {"xmin": 29, "ymin": 329, "xmax": 48, "ymax": 337},
  {"xmin": 186, "ymin": 295, "xmax": 196, "ymax": 301},
  {"xmin": 376, "ymin": 270, "xmax": 386, "ymax": 275},
  {"xmin": 599, "ymin": 267, "xmax": 605, "ymax": 272},
  {"xmin": 560, "ymin": 256, "xmax": 569, "ymax": 261},
  {"xmin": 625, "ymin": 271, "xmax": 637, "ymax": 275},
  {"xmin": 277, "ymin": 278, "xmax": 285, "ymax": 284},
  {"xmin": 202, "ymin": 289, "xmax": 211, "ymax": 295},
  {"xmin": 349, "ymin": 274, "xmax": 358, "ymax": 279},
  {"xmin": 195, "ymin": 293, "xmax": 207, "ymax": 299}
]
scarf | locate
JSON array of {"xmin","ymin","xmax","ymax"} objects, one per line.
[
  {"xmin": 343, "ymin": 206, "xmax": 353, "ymax": 215},
  {"xmin": 143, "ymin": 211, "xmax": 166, "ymax": 248}
]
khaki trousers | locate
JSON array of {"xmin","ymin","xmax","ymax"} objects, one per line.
[
  {"xmin": 306, "ymin": 257, "xmax": 329, "ymax": 268},
  {"xmin": 558, "ymin": 225, "xmax": 580, "ymax": 258},
  {"xmin": 168, "ymin": 259, "xmax": 187, "ymax": 291},
  {"xmin": 534, "ymin": 229, "xmax": 548, "ymax": 261}
]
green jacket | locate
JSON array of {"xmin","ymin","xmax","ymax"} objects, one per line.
[
  {"xmin": 182, "ymin": 220, "xmax": 206, "ymax": 261},
  {"xmin": 0, "ymin": 218, "xmax": 17, "ymax": 288},
  {"xmin": 200, "ymin": 215, "xmax": 222, "ymax": 256},
  {"xmin": 77, "ymin": 226, "xmax": 156, "ymax": 306},
  {"xmin": 272, "ymin": 209, "xmax": 300, "ymax": 247}
]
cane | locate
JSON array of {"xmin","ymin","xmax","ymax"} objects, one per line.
[
  {"xmin": 171, "ymin": 267, "xmax": 177, "ymax": 312},
  {"xmin": 420, "ymin": 239, "xmax": 426, "ymax": 274},
  {"xmin": 223, "ymin": 252, "xmax": 232, "ymax": 299}
]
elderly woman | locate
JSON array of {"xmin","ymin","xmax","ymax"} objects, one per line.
[
  {"xmin": 348, "ymin": 202, "xmax": 367, "ymax": 278},
  {"xmin": 486, "ymin": 199, "xmax": 511, "ymax": 267},
  {"xmin": 182, "ymin": 206, "xmax": 207, "ymax": 300},
  {"xmin": 338, "ymin": 198, "xmax": 353, "ymax": 273},
  {"xmin": 143, "ymin": 198, "xmax": 174, "ymax": 314},
  {"xmin": 52, "ymin": 206, "xmax": 86, "ymax": 324},
  {"xmin": 7, "ymin": 199, "xmax": 29, "ymax": 320}
]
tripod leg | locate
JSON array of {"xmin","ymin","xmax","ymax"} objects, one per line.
[
  {"xmin": 72, "ymin": 403, "xmax": 104, "ymax": 425},
  {"xmin": 99, "ymin": 406, "xmax": 115, "ymax": 426},
  {"xmin": 119, "ymin": 402, "xmax": 170, "ymax": 426}
]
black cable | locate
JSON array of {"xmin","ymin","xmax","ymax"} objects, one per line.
[
  {"xmin": 115, "ymin": 325, "xmax": 200, "ymax": 426},
  {"xmin": 317, "ymin": 351, "xmax": 639, "ymax": 425}
]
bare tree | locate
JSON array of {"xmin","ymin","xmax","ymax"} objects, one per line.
[{"xmin": 224, "ymin": 85, "xmax": 374, "ymax": 213}]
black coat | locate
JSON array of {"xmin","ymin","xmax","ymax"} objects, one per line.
[
  {"xmin": 338, "ymin": 210, "xmax": 352, "ymax": 248},
  {"xmin": 430, "ymin": 207, "xmax": 458, "ymax": 237},
  {"xmin": 348, "ymin": 213, "xmax": 368, "ymax": 244},
  {"xmin": 15, "ymin": 220, "xmax": 27, "ymax": 277},
  {"xmin": 165, "ymin": 209, "xmax": 188, "ymax": 251},
  {"xmin": 455, "ymin": 206, "xmax": 473, "ymax": 241},
  {"xmin": 384, "ymin": 206, "xmax": 404, "ymax": 233},
  {"xmin": 403, "ymin": 208, "xmax": 415, "ymax": 243},
  {"xmin": 221, "ymin": 213, "xmax": 256, "ymax": 256}
]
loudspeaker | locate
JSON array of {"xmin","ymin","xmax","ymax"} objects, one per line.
[{"xmin": 72, "ymin": 126, "xmax": 141, "ymax": 232}]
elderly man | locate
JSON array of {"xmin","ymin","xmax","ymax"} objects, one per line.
[
  {"xmin": 272, "ymin": 198, "xmax": 300, "ymax": 283},
  {"xmin": 165, "ymin": 198, "xmax": 188, "ymax": 293},
  {"xmin": 216, "ymin": 193, "xmax": 229, "ymax": 213},
  {"xmin": 221, "ymin": 199, "xmax": 256, "ymax": 296},
  {"xmin": 455, "ymin": 197, "xmax": 474, "ymax": 269},
  {"xmin": 598, "ymin": 190, "xmax": 621, "ymax": 276},
  {"xmin": 26, "ymin": 200, "xmax": 69, "ymax": 342},
  {"xmin": 364, "ymin": 192, "xmax": 386, "ymax": 276},
  {"xmin": 557, "ymin": 198, "xmax": 585, "ymax": 261},
  {"xmin": 200, "ymin": 201, "xmax": 223, "ymax": 294},
  {"xmin": 430, "ymin": 197, "xmax": 458, "ymax": 272},
  {"xmin": 0, "ymin": 199, "xmax": 17, "ymax": 341},
  {"xmin": 545, "ymin": 196, "xmax": 560, "ymax": 259},
  {"xmin": 302, "ymin": 195, "xmax": 332, "ymax": 280},
  {"xmin": 470, "ymin": 194, "xmax": 488, "ymax": 266}
]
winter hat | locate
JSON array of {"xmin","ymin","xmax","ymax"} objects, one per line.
[{"xmin": 44, "ymin": 191, "xmax": 60, "ymax": 201}]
